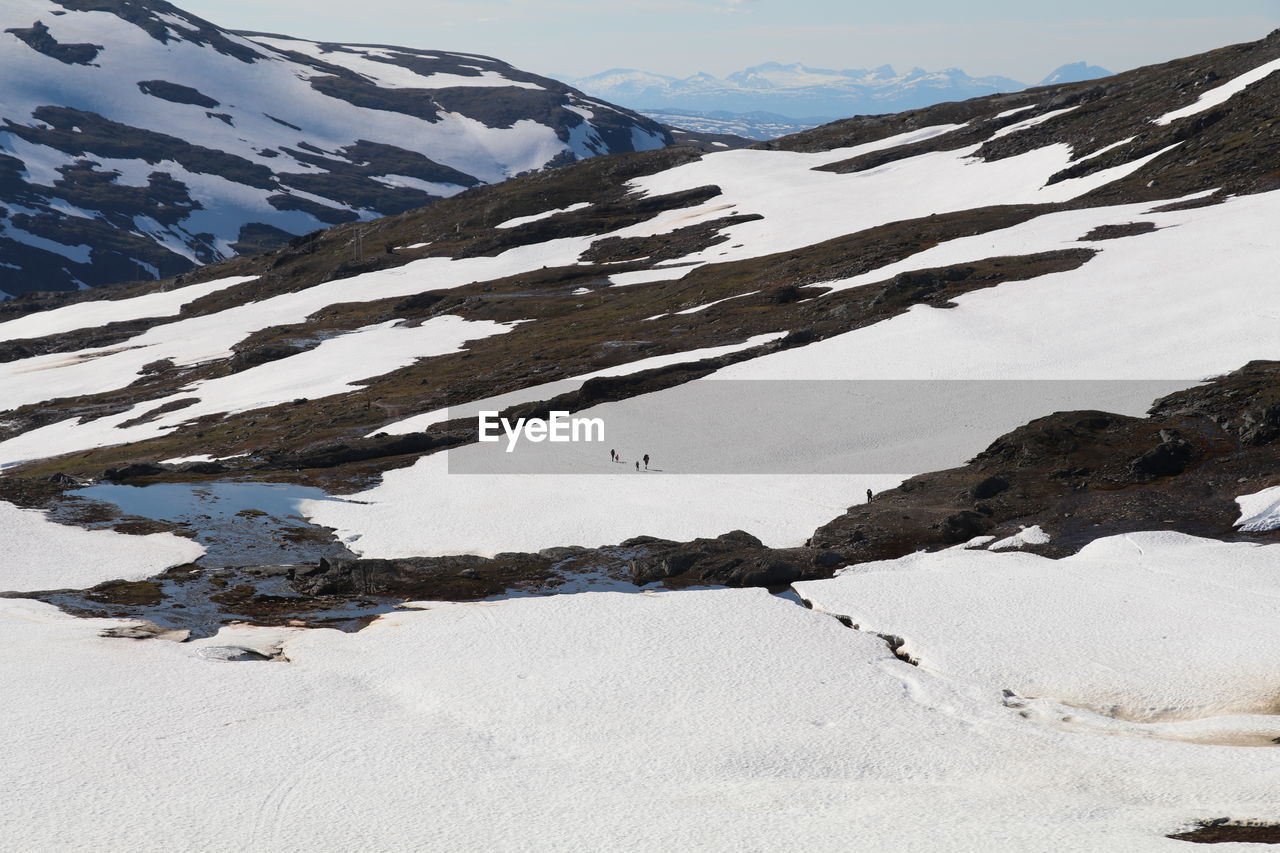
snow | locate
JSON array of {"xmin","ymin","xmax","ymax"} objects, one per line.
[
  {"xmin": 311, "ymin": 141, "xmax": 1277, "ymax": 559},
  {"xmin": 994, "ymin": 104, "xmax": 1038, "ymax": 119},
  {"xmin": 608, "ymin": 125, "xmax": 1170, "ymax": 273},
  {"xmin": 796, "ymin": 532, "xmax": 1280, "ymax": 724},
  {"xmin": 988, "ymin": 524, "xmax": 1051, "ymax": 550},
  {"xmin": 309, "ymin": 177, "xmax": 1280, "ymax": 558},
  {"xmin": 0, "ymin": 276, "xmax": 256, "ymax": 344},
  {"xmin": 0, "ymin": 499, "xmax": 203, "ymax": 591},
  {"xmin": 989, "ymin": 105, "xmax": 1079, "ymax": 139},
  {"xmin": 0, "ymin": 0, "xmax": 648, "ymax": 279},
  {"xmin": 748, "ymin": 189, "xmax": 1277, "ymax": 381},
  {"xmin": 1154, "ymin": 55, "xmax": 1280, "ymax": 125},
  {"xmin": 1, "ymin": 578, "xmax": 1277, "ymax": 850},
  {"xmin": 673, "ymin": 290, "xmax": 758, "ymax": 314},
  {"xmin": 1235, "ymin": 484, "xmax": 1280, "ymax": 532},
  {"xmin": 0, "ymin": 316, "xmax": 515, "ymax": 468},
  {"xmin": 495, "ymin": 202, "xmax": 591, "ymax": 228},
  {"xmin": 0, "ymin": 236, "xmax": 595, "ymax": 418},
  {"xmin": 251, "ymin": 37, "xmax": 545, "ymax": 91},
  {"xmin": 368, "ymin": 333, "xmax": 784, "ymax": 436},
  {"xmin": 160, "ymin": 454, "xmax": 215, "ymax": 465},
  {"xmin": 306, "ymin": 452, "xmax": 891, "ymax": 557},
  {"xmin": 608, "ymin": 265, "xmax": 700, "ymax": 286},
  {"xmin": 1072, "ymin": 135, "xmax": 1135, "ymax": 162}
]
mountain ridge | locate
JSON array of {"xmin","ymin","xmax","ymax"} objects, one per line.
[
  {"xmin": 0, "ymin": 0, "xmax": 672, "ymax": 296},
  {"xmin": 564, "ymin": 61, "xmax": 1028, "ymax": 118}
]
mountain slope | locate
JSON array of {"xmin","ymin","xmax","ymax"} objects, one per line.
[
  {"xmin": 2, "ymin": 27, "xmax": 1279, "ymax": 543},
  {"xmin": 0, "ymin": 0, "xmax": 671, "ymax": 296},
  {"xmin": 566, "ymin": 62, "xmax": 1028, "ymax": 117},
  {"xmin": 3, "ymin": 29, "xmax": 1280, "ymax": 851}
]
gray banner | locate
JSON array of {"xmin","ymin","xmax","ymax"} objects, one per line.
[{"xmin": 446, "ymin": 379, "xmax": 1193, "ymax": 474}]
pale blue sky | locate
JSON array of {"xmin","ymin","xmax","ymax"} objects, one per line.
[{"xmin": 179, "ymin": 0, "xmax": 1280, "ymax": 82}]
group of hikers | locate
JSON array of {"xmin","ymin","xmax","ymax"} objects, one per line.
[{"xmin": 610, "ymin": 449, "xmax": 651, "ymax": 471}]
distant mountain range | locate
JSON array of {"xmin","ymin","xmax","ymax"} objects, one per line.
[
  {"xmin": 0, "ymin": 0, "xmax": 671, "ymax": 296},
  {"xmin": 641, "ymin": 110, "xmax": 824, "ymax": 142},
  {"xmin": 564, "ymin": 62, "xmax": 1113, "ymax": 129}
]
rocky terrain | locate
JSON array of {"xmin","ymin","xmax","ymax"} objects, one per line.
[
  {"xmin": 0, "ymin": 0, "xmax": 671, "ymax": 296},
  {"xmin": 2, "ymin": 26, "xmax": 1280, "ymax": 850}
]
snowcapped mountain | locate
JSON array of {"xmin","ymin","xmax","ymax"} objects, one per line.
[
  {"xmin": 565, "ymin": 62, "xmax": 1028, "ymax": 118},
  {"xmin": 641, "ymin": 109, "xmax": 823, "ymax": 141},
  {"xmin": 0, "ymin": 0, "xmax": 671, "ymax": 296},
  {"xmin": 4, "ymin": 26, "xmax": 1280, "ymax": 851},
  {"xmin": 1041, "ymin": 61, "xmax": 1113, "ymax": 85}
]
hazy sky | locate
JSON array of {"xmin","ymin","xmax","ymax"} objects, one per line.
[{"xmin": 178, "ymin": 0, "xmax": 1280, "ymax": 82}]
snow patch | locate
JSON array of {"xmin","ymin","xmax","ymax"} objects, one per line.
[
  {"xmin": 0, "ymin": 500, "xmax": 203, "ymax": 592},
  {"xmin": 1235, "ymin": 484, "xmax": 1280, "ymax": 532}
]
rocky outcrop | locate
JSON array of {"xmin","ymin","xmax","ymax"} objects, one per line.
[
  {"xmin": 625, "ymin": 531, "xmax": 843, "ymax": 587},
  {"xmin": 811, "ymin": 362, "xmax": 1280, "ymax": 561}
]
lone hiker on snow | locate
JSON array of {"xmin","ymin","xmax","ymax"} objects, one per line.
[
  {"xmin": 635, "ymin": 461, "xmax": 639, "ymax": 471},
  {"xmin": 610, "ymin": 449, "xmax": 617, "ymax": 462}
]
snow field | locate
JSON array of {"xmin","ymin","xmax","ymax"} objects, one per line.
[
  {"xmin": 0, "ymin": 577, "xmax": 1277, "ymax": 850},
  {"xmin": 369, "ymin": 332, "xmax": 784, "ymax": 436},
  {"xmin": 0, "ymin": 275, "xmax": 257, "ymax": 344},
  {"xmin": 496, "ymin": 202, "xmax": 592, "ymax": 228},
  {"xmin": 1236, "ymin": 484, "xmax": 1280, "ymax": 532},
  {"xmin": 1154, "ymin": 55, "xmax": 1280, "ymax": 125},
  {"xmin": 307, "ymin": 185, "xmax": 1280, "ymax": 558},
  {"xmin": 0, "ymin": 500, "xmax": 203, "ymax": 591},
  {"xmin": 0, "ymin": 315, "xmax": 516, "ymax": 468},
  {"xmin": 795, "ymin": 531, "xmax": 1280, "ymax": 724}
]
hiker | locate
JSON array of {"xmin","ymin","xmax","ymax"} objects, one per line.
[
  {"xmin": 643, "ymin": 454, "xmax": 650, "ymax": 469},
  {"xmin": 610, "ymin": 449, "xmax": 617, "ymax": 462},
  {"xmin": 635, "ymin": 461, "xmax": 639, "ymax": 471},
  {"xmin": 866, "ymin": 488, "xmax": 873, "ymax": 502}
]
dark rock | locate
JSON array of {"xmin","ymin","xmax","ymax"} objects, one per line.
[
  {"xmin": 139, "ymin": 357, "xmax": 175, "ymax": 375},
  {"xmin": 778, "ymin": 328, "xmax": 815, "ymax": 348},
  {"xmin": 396, "ymin": 291, "xmax": 444, "ymax": 313},
  {"xmin": 813, "ymin": 551, "xmax": 845, "ymax": 569},
  {"xmin": 229, "ymin": 343, "xmax": 303, "ymax": 372},
  {"xmin": 618, "ymin": 535, "xmax": 679, "ymax": 548},
  {"xmin": 969, "ymin": 475, "xmax": 1010, "ymax": 501},
  {"xmin": 181, "ymin": 462, "xmax": 229, "ymax": 475},
  {"xmin": 1129, "ymin": 436, "xmax": 1196, "ymax": 479},
  {"xmin": 5, "ymin": 20, "xmax": 102, "ymax": 65},
  {"xmin": 537, "ymin": 546, "xmax": 590, "ymax": 560},
  {"xmin": 940, "ymin": 510, "xmax": 992, "ymax": 543},
  {"xmin": 768, "ymin": 284, "xmax": 801, "ymax": 304},
  {"xmin": 717, "ymin": 530, "xmax": 764, "ymax": 548},
  {"xmin": 103, "ymin": 463, "xmax": 166, "ymax": 481},
  {"xmin": 292, "ymin": 553, "xmax": 555, "ymax": 599},
  {"xmin": 630, "ymin": 549, "xmax": 707, "ymax": 583},
  {"xmin": 137, "ymin": 79, "xmax": 220, "ymax": 108},
  {"xmin": 1240, "ymin": 402, "xmax": 1280, "ymax": 446}
]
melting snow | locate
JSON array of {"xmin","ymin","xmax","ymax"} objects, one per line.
[
  {"xmin": 0, "ymin": 578, "xmax": 1276, "ymax": 849},
  {"xmin": 496, "ymin": 202, "xmax": 591, "ymax": 228},
  {"xmin": 0, "ymin": 276, "xmax": 257, "ymax": 344},
  {"xmin": 797, "ymin": 532, "xmax": 1280, "ymax": 724},
  {"xmin": 1235, "ymin": 484, "xmax": 1280, "ymax": 532},
  {"xmin": 0, "ymin": 500, "xmax": 203, "ymax": 591},
  {"xmin": 1154, "ymin": 55, "xmax": 1280, "ymax": 125},
  {"xmin": 989, "ymin": 525, "xmax": 1051, "ymax": 550}
]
